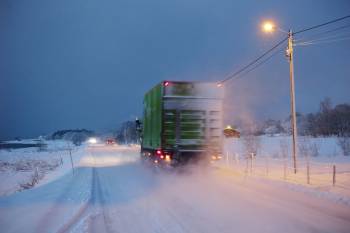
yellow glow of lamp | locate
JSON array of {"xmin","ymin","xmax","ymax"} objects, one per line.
[
  {"xmin": 225, "ymin": 125, "xmax": 233, "ymax": 130},
  {"xmin": 262, "ymin": 21, "xmax": 275, "ymax": 33}
]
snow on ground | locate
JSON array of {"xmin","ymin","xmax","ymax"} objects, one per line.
[
  {"xmin": 0, "ymin": 137, "xmax": 350, "ymax": 233},
  {"xmin": 1, "ymin": 144, "xmax": 349, "ymax": 233},
  {"xmin": 0, "ymin": 140, "xmax": 86, "ymax": 196},
  {"xmin": 220, "ymin": 135, "xmax": 350, "ymax": 203},
  {"xmin": 224, "ymin": 136, "xmax": 347, "ymax": 161}
]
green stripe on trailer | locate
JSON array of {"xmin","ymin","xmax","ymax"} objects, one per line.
[{"xmin": 142, "ymin": 83, "xmax": 162, "ymax": 149}]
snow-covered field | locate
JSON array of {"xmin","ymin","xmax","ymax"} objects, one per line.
[
  {"xmin": 224, "ymin": 136, "xmax": 348, "ymax": 161},
  {"xmin": 0, "ymin": 140, "xmax": 85, "ymax": 196},
  {"xmin": 0, "ymin": 137, "xmax": 349, "ymax": 233},
  {"xmin": 221, "ymin": 136, "xmax": 350, "ymax": 202}
]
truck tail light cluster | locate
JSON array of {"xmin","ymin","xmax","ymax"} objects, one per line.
[
  {"xmin": 155, "ymin": 149, "xmax": 172, "ymax": 162},
  {"xmin": 165, "ymin": 155, "xmax": 171, "ymax": 162},
  {"xmin": 211, "ymin": 154, "xmax": 222, "ymax": 161}
]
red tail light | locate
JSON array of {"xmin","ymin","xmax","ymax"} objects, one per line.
[{"xmin": 156, "ymin": 150, "xmax": 162, "ymax": 155}]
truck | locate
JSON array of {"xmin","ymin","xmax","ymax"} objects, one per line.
[{"xmin": 138, "ymin": 81, "xmax": 224, "ymax": 165}]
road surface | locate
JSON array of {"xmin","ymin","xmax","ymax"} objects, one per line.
[{"xmin": 1, "ymin": 145, "xmax": 350, "ymax": 233}]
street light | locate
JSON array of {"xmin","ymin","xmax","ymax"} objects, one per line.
[
  {"xmin": 262, "ymin": 21, "xmax": 275, "ymax": 33},
  {"xmin": 262, "ymin": 20, "xmax": 289, "ymax": 33},
  {"xmin": 262, "ymin": 20, "xmax": 298, "ymax": 174}
]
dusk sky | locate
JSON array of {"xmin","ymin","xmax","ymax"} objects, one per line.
[{"xmin": 1, "ymin": 0, "xmax": 349, "ymax": 140}]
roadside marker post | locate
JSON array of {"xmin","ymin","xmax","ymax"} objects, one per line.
[{"xmin": 333, "ymin": 165, "xmax": 336, "ymax": 186}]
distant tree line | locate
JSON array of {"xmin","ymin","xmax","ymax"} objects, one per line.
[
  {"xmin": 50, "ymin": 129, "xmax": 94, "ymax": 145},
  {"xmin": 303, "ymin": 98, "xmax": 350, "ymax": 137},
  {"xmin": 115, "ymin": 121, "xmax": 138, "ymax": 144},
  {"xmin": 115, "ymin": 99, "xmax": 349, "ymax": 145},
  {"xmin": 244, "ymin": 98, "xmax": 350, "ymax": 137}
]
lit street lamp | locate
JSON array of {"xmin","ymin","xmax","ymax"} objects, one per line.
[
  {"xmin": 262, "ymin": 21, "xmax": 275, "ymax": 33},
  {"xmin": 262, "ymin": 20, "xmax": 298, "ymax": 174},
  {"xmin": 262, "ymin": 21, "xmax": 288, "ymax": 33}
]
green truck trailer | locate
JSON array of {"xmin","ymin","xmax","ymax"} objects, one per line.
[{"xmin": 139, "ymin": 81, "xmax": 224, "ymax": 165}]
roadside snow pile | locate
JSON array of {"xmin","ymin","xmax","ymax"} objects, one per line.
[{"xmin": 0, "ymin": 139, "xmax": 85, "ymax": 196}]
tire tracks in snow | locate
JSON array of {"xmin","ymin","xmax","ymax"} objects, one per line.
[
  {"xmin": 87, "ymin": 167, "xmax": 113, "ymax": 233},
  {"xmin": 35, "ymin": 148, "xmax": 113, "ymax": 233},
  {"xmin": 55, "ymin": 168, "xmax": 99, "ymax": 233},
  {"xmin": 35, "ymin": 167, "xmax": 92, "ymax": 233},
  {"xmin": 57, "ymin": 150, "xmax": 113, "ymax": 233}
]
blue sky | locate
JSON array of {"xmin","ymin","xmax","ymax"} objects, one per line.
[{"xmin": 1, "ymin": 0, "xmax": 349, "ymax": 140}]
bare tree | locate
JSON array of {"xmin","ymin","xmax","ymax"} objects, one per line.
[
  {"xmin": 242, "ymin": 122, "xmax": 261, "ymax": 157},
  {"xmin": 337, "ymin": 136, "xmax": 350, "ymax": 156},
  {"xmin": 309, "ymin": 142, "xmax": 320, "ymax": 157},
  {"xmin": 279, "ymin": 139, "xmax": 289, "ymax": 159},
  {"xmin": 299, "ymin": 137, "xmax": 320, "ymax": 159},
  {"xmin": 320, "ymin": 97, "xmax": 332, "ymax": 113},
  {"xmin": 19, "ymin": 168, "xmax": 40, "ymax": 190},
  {"xmin": 298, "ymin": 138, "xmax": 310, "ymax": 159},
  {"xmin": 242, "ymin": 135, "xmax": 261, "ymax": 157}
]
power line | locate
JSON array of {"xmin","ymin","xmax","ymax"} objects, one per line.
[
  {"xmin": 229, "ymin": 47, "xmax": 285, "ymax": 82},
  {"xmin": 294, "ymin": 23, "xmax": 350, "ymax": 42},
  {"xmin": 293, "ymin": 14, "xmax": 350, "ymax": 35},
  {"xmin": 295, "ymin": 36, "xmax": 350, "ymax": 47},
  {"xmin": 219, "ymin": 14, "xmax": 350, "ymax": 85},
  {"xmin": 296, "ymin": 31, "xmax": 350, "ymax": 44},
  {"xmin": 220, "ymin": 36, "xmax": 288, "ymax": 84}
]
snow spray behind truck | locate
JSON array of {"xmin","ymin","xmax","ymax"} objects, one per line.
[{"xmin": 139, "ymin": 81, "xmax": 224, "ymax": 165}]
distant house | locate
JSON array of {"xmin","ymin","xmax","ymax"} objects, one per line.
[{"xmin": 223, "ymin": 125, "xmax": 240, "ymax": 138}]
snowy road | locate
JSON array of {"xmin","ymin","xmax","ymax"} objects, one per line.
[{"xmin": 1, "ymin": 145, "xmax": 350, "ymax": 233}]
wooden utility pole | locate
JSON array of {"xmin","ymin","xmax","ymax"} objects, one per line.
[{"xmin": 288, "ymin": 30, "xmax": 298, "ymax": 174}]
